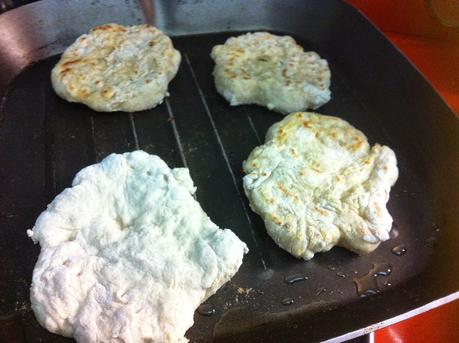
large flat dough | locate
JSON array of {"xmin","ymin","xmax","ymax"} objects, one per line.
[
  {"xmin": 51, "ymin": 23, "xmax": 181, "ymax": 112},
  {"xmin": 28, "ymin": 151, "xmax": 247, "ymax": 342},
  {"xmin": 243, "ymin": 112, "xmax": 398, "ymax": 260},
  {"xmin": 211, "ymin": 32, "xmax": 331, "ymax": 114}
]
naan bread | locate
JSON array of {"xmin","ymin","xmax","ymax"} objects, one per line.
[
  {"xmin": 28, "ymin": 151, "xmax": 247, "ymax": 342},
  {"xmin": 243, "ymin": 112, "xmax": 398, "ymax": 260},
  {"xmin": 51, "ymin": 23, "xmax": 181, "ymax": 112},
  {"xmin": 211, "ymin": 32, "xmax": 331, "ymax": 114}
]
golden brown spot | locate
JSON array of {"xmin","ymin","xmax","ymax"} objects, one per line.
[
  {"xmin": 299, "ymin": 170, "xmax": 306, "ymax": 177},
  {"xmin": 59, "ymin": 67, "xmax": 71, "ymax": 75},
  {"xmin": 278, "ymin": 182, "xmax": 294, "ymax": 198},
  {"xmin": 311, "ymin": 162, "xmax": 322, "ymax": 173},
  {"xmin": 77, "ymin": 88, "xmax": 90, "ymax": 99},
  {"xmin": 315, "ymin": 207, "xmax": 327, "ymax": 216},
  {"xmin": 351, "ymin": 140, "xmax": 363, "ymax": 151},
  {"xmin": 93, "ymin": 24, "xmax": 112, "ymax": 31},
  {"xmin": 303, "ymin": 121, "xmax": 310, "ymax": 128},
  {"xmin": 148, "ymin": 41, "xmax": 155, "ymax": 47},
  {"xmin": 101, "ymin": 88, "xmax": 116, "ymax": 99},
  {"xmin": 62, "ymin": 59, "xmax": 81, "ymax": 67},
  {"xmin": 271, "ymin": 214, "xmax": 282, "ymax": 226},
  {"xmin": 296, "ymin": 113, "xmax": 303, "ymax": 118},
  {"xmin": 278, "ymin": 132, "xmax": 288, "ymax": 143},
  {"xmin": 336, "ymin": 175, "xmax": 341, "ymax": 181},
  {"xmin": 224, "ymin": 69, "xmax": 237, "ymax": 78},
  {"xmin": 241, "ymin": 68, "xmax": 251, "ymax": 80},
  {"xmin": 93, "ymin": 24, "xmax": 126, "ymax": 32}
]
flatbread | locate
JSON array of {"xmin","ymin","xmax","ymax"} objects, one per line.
[
  {"xmin": 243, "ymin": 112, "xmax": 398, "ymax": 260},
  {"xmin": 27, "ymin": 151, "xmax": 247, "ymax": 342},
  {"xmin": 51, "ymin": 23, "xmax": 181, "ymax": 112},
  {"xmin": 211, "ymin": 32, "xmax": 331, "ymax": 114}
]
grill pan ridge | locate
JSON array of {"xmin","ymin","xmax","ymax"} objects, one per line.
[{"xmin": 0, "ymin": 1, "xmax": 458, "ymax": 342}]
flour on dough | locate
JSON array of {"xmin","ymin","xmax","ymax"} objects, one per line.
[{"xmin": 28, "ymin": 151, "xmax": 248, "ymax": 342}]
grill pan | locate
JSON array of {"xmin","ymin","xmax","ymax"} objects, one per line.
[{"xmin": 0, "ymin": 1, "xmax": 458, "ymax": 342}]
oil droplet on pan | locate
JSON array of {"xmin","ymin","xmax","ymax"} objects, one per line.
[
  {"xmin": 284, "ymin": 274, "xmax": 308, "ymax": 284},
  {"xmin": 391, "ymin": 244, "xmax": 407, "ymax": 256},
  {"xmin": 353, "ymin": 263, "xmax": 392, "ymax": 297},
  {"xmin": 315, "ymin": 287, "xmax": 327, "ymax": 296},
  {"xmin": 354, "ymin": 274, "xmax": 379, "ymax": 297},
  {"xmin": 281, "ymin": 297, "xmax": 294, "ymax": 306},
  {"xmin": 197, "ymin": 303, "xmax": 215, "ymax": 316},
  {"xmin": 372, "ymin": 263, "xmax": 392, "ymax": 277}
]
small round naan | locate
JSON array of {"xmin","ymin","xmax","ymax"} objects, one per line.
[
  {"xmin": 51, "ymin": 23, "xmax": 181, "ymax": 112},
  {"xmin": 211, "ymin": 32, "xmax": 331, "ymax": 114},
  {"xmin": 243, "ymin": 112, "xmax": 398, "ymax": 260}
]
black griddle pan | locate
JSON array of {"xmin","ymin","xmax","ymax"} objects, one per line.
[{"xmin": 0, "ymin": 1, "xmax": 458, "ymax": 342}]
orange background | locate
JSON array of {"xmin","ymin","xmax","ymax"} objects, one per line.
[
  {"xmin": 346, "ymin": 0, "xmax": 459, "ymax": 115},
  {"xmin": 346, "ymin": 1, "xmax": 459, "ymax": 342}
]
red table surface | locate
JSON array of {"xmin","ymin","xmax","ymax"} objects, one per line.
[{"xmin": 346, "ymin": 1, "xmax": 459, "ymax": 342}]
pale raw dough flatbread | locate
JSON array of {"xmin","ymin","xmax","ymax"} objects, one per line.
[
  {"xmin": 243, "ymin": 112, "xmax": 398, "ymax": 260},
  {"xmin": 27, "ymin": 151, "xmax": 247, "ymax": 342},
  {"xmin": 51, "ymin": 23, "xmax": 181, "ymax": 112},
  {"xmin": 211, "ymin": 32, "xmax": 331, "ymax": 114}
]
